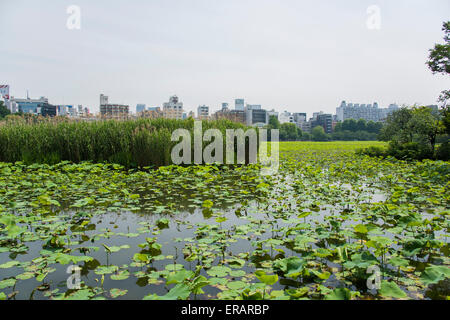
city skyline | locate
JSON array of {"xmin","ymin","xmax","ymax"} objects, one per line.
[{"xmin": 1, "ymin": 0, "xmax": 449, "ymax": 114}]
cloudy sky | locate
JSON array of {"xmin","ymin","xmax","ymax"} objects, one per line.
[{"xmin": 1, "ymin": 0, "xmax": 449, "ymax": 115}]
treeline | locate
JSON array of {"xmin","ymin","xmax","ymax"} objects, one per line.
[
  {"xmin": 332, "ymin": 119, "xmax": 383, "ymax": 141},
  {"xmin": 0, "ymin": 117, "xmax": 250, "ymax": 168},
  {"xmin": 267, "ymin": 116, "xmax": 383, "ymax": 142}
]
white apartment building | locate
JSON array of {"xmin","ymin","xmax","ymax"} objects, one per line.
[
  {"xmin": 163, "ymin": 95, "xmax": 184, "ymax": 119},
  {"xmin": 197, "ymin": 105, "xmax": 210, "ymax": 119},
  {"xmin": 279, "ymin": 111, "xmax": 295, "ymax": 124},
  {"xmin": 336, "ymin": 101, "xmax": 398, "ymax": 122}
]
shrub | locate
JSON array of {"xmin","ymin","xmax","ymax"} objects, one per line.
[
  {"xmin": 386, "ymin": 141, "xmax": 434, "ymax": 161},
  {"xmin": 435, "ymin": 142, "xmax": 450, "ymax": 161},
  {"xmin": 357, "ymin": 146, "xmax": 387, "ymax": 158}
]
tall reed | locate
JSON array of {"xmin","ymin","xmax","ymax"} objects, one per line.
[{"xmin": 0, "ymin": 117, "xmax": 252, "ymax": 168}]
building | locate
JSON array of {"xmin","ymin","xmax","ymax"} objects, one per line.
[
  {"xmin": 299, "ymin": 121, "xmax": 311, "ymax": 133},
  {"xmin": 197, "ymin": 105, "xmax": 210, "ymax": 119},
  {"xmin": 293, "ymin": 113, "xmax": 307, "ymax": 124},
  {"xmin": 0, "ymin": 85, "xmax": 10, "ymax": 105},
  {"xmin": 7, "ymin": 96, "xmax": 56, "ymax": 116},
  {"xmin": 100, "ymin": 104, "xmax": 129, "ymax": 118},
  {"xmin": 245, "ymin": 105, "xmax": 267, "ymax": 126},
  {"xmin": 279, "ymin": 111, "xmax": 295, "ymax": 124},
  {"xmin": 136, "ymin": 104, "xmax": 146, "ymax": 114},
  {"xmin": 163, "ymin": 95, "xmax": 184, "ymax": 119},
  {"xmin": 57, "ymin": 105, "xmax": 74, "ymax": 116},
  {"xmin": 311, "ymin": 113, "xmax": 333, "ymax": 134},
  {"xmin": 336, "ymin": 101, "xmax": 398, "ymax": 122},
  {"xmin": 40, "ymin": 104, "xmax": 57, "ymax": 117},
  {"xmin": 100, "ymin": 94, "xmax": 129, "ymax": 118},
  {"xmin": 100, "ymin": 94, "xmax": 109, "ymax": 106},
  {"xmin": 235, "ymin": 99, "xmax": 245, "ymax": 111},
  {"xmin": 213, "ymin": 109, "xmax": 246, "ymax": 124},
  {"xmin": 139, "ymin": 107, "xmax": 163, "ymax": 119},
  {"xmin": 221, "ymin": 103, "xmax": 229, "ymax": 111}
]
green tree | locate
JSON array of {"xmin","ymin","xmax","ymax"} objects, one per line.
[
  {"xmin": 356, "ymin": 119, "xmax": 367, "ymax": 132},
  {"xmin": 0, "ymin": 101, "xmax": 11, "ymax": 119},
  {"xmin": 342, "ymin": 119, "xmax": 358, "ymax": 132},
  {"xmin": 280, "ymin": 123, "xmax": 299, "ymax": 141},
  {"xmin": 442, "ymin": 106, "xmax": 450, "ymax": 134},
  {"xmin": 379, "ymin": 107, "xmax": 413, "ymax": 143},
  {"xmin": 366, "ymin": 121, "xmax": 383, "ymax": 134},
  {"xmin": 427, "ymin": 21, "xmax": 449, "ymax": 103},
  {"xmin": 311, "ymin": 125, "xmax": 328, "ymax": 141},
  {"xmin": 268, "ymin": 115, "xmax": 280, "ymax": 129},
  {"xmin": 407, "ymin": 106, "xmax": 443, "ymax": 154},
  {"xmin": 379, "ymin": 106, "xmax": 443, "ymax": 159}
]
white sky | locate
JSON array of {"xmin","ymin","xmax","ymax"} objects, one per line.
[{"xmin": 1, "ymin": 0, "xmax": 449, "ymax": 116}]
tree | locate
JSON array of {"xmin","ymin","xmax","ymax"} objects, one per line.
[
  {"xmin": 407, "ymin": 106, "xmax": 443, "ymax": 154},
  {"xmin": 442, "ymin": 106, "xmax": 450, "ymax": 135},
  {"xmin": 356, "ymin": 119, "xmax": 367, "ymax": 132},
  {"xmin": 427, "ymin": 21, "xmax": 450, "ymax": 103},
  {"xmin": 280, "ymin": 123, "xmax": 299, "ymax": 141},
  {"xmin": 341, "ymin": 119, "xmax": 358, "ymax": 132},
  {"xmin": 301, "ymin": 132, "xmax": 311, "ymax": 141},
  {"xmin": 311, "ymin": 126, "xmax": 328, "ymax": 141},
  {"xmin": 379, "ymin": 107, "xmax": 413, "ymax": 143},
  {"xmin": 268, "ymin": 115, "xmax": 280, "ymax": 129},
  {"xmin": 366, "ymin": 121, "xmax": 383, "ymax": 134},
  {"xmin": 0, "ymin": 101, "xmax": 11, "ymax": 119},
  {"xmin": 379, "ymin": 106, "xmax": 443, "ymax": 159}
]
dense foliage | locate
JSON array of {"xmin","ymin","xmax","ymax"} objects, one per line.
[
  {"xmin": 361, "ymin": 106, "xmax": 449, "ymax": 161},
  {"xmin": 0, "ymin": 102, "xmax": 10, "ymax": 120},
  {"xmin": 0, "ymin": 117, "xmax": 249, "ymax": 168},
  {"xmin": 332, "ymin": 119, "xmax": 383, "ymax": 141},
  {"xmin": 267, "ymin": 116, "xmax": 303, "ymax": 141}
]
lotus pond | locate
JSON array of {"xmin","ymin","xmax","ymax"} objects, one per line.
[{"xmin": 0, "ymin": 141, "xmax": 449, "ymax": 300}]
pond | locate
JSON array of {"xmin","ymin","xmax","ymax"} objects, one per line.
[{"xmin": 1, "ymin": 142, "xmax": 449, "ymax": 300}]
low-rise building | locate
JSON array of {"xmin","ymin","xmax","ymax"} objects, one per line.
[{"xmin": 99, "ymin": 94, "xmax": 129, "ymax": 118}]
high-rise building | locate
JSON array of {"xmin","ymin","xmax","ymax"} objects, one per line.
[
  {"xmin": 311, "ymin": 113, "xmax": 333, "ymax": 134},
  {"xmin": 245, "ymin": 105, "xmax": 267, "ymax": 126},
  {"xmin": 100, "ymin": 94, "xmax": 109, "ymax": 106},
  {"xmin": 235, "ymin": 99, "xmax": 245, "ymax": 111},
  {"xmin": 136, "ymin": 104, "xmax": 146, "ymax": 114},
  {"xmin": 336, "ymin": 101, "xmax": 397, "ymax": 122},
  {"xmin": 163, "ymin": 95, "xmax": 184, "ymax": 119},
  {"xmin": 293, "ymin": 113, "xmax": 307, "ymax": 123},
  {"xmin": 197, "ymin": 105, "xmax": 209, "ymax": 119}
]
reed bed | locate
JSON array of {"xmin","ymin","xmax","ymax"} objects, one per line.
[{"xmin": 0, "ymin": 117, "xmax": 249, "ymax": 168}]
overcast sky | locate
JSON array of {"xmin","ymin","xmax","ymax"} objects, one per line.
[{"xmin": 1, "ymin": 0, "xmax": 449, "ymax": 116}]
